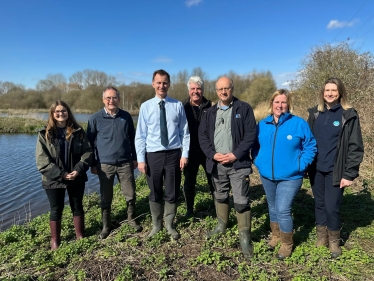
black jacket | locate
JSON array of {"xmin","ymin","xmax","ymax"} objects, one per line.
[
  {"xmin": 198, "ymin": 97, "xmax": 257, "ymax": 173},
  {"xmin": 307, "ymin": 105, "xmax": 364, "ymax": 185},
  {"xmin": 183, "ymin": 96, "xmax": 212, "ymax": 153}
]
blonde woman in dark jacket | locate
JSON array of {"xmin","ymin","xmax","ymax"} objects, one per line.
[
  {"xmin": 36, "ymin": 100, "xmax": 93, "ymax": 250},
  {"xmin": 307, "ymin": 78, "xmax": 364, "ymax": 258}
]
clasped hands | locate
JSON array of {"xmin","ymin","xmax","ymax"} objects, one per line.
[
  {"xmin": 62, "ymin": 171, "xmax": 79, "ymax": 180},
  {"xmin": 214, "ymin": 153, "xmax": 237, "ymax": 164}
]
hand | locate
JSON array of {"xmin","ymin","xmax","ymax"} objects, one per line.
[
  {"xmin": 62, "ymin": 172, "xmax": 69, "ymax": 180},
  {"xmin": 132, "ymin": 160, "xmax": 138, "ymax": 170},
  {"xmin": 66, "ymin": 171, "xmax": 79, "ymax": 180},
  {"xmin": 138, "ymin": 162, "xmax": 147, "ymax": 174},
  {"xmin": 213, "ymin": 153, "xmax": 228, "ymax": 163},
  {"xmin": 340, "ymin": 178, "xmax": 353, "ymax": 188},
  {"xmin": 91, "ymin": 166, "xmax": 98, "ymax": 175},
  {"xmin": 180, "ymin": 157, "xmax": 188, "ymax": 170},
  {"xmin": 220, "ymin": 153, "xmax": 237, "ymax": 164}
]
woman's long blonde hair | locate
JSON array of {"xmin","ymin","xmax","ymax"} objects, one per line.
[
  {"xmin": 46, "ymin": 100, "xmax": 80, "ymax": 142},
  {"xmin": 318, "ymin": 78, "xmax": 351, "ymax": 112}
]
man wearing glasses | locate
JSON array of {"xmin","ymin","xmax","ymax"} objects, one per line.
[
  {"xmin": 135, "ymin": 69, "xmax": 190, "ymax": 240},
  {"xmin": 198, "ymin": 77, "xmax": 256, "ymax": 260},
  {"xmin": 87, "ymin": 87, "xmax": 142, "ymax": 239}
]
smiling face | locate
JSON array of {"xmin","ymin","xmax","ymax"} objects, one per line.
[
  {"xmin": 189, "ymin": 82, "xmax": 203, "ymax": 105},
  {"xmin": 152, "ymin": 74, "xmax": 170, "ymax": 99},
  {"xmin": 53, "ymin": 105, "xmax": 68, "ymax": 127},
  {"xmin": 324, "ymin": 83, "xmax": 340, "ymax": 108},
  {"xmin": 272, "ymin": 94, "xmax": 288, "ymax": 120},
  {"xmin": 102, "ymin": 88, "xmax": 120, "ymax": 112},
  {"xmin": 216, "ymin": 77, "xmax": 233, "ymax": 106}
]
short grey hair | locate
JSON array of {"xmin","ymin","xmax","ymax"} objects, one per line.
[
  {"xmin": 102, "ymin": 86, "xmax": 120, "ymax": 98},
  {"xmin": 187, "ymin": 76, "xmax": 204, "ymax": 92},
  {"xmin": 215, "ymin": 77, "xmax": 234, "ymax": 88}
]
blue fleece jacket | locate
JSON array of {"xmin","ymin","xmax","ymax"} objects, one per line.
[
  {"xmin": 87, "ymin": 108, "xmax": 137, "ymax": 165},
  {"xmin": 252, "ymin": 113, "xmax": 317, "ymax": 180}
]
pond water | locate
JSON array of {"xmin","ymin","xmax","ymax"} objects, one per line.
[{"xmin": 0, "ymin": 133, "xmax": 139, "ymax": 231}]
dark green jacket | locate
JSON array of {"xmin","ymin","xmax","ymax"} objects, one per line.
[
  {"xmin": 307, "ymin": 105, "xmax": 364, "ymax": 185},
  {"xmin": 35, "ymin": 126, "xmax": 93, "ymax": 189}
]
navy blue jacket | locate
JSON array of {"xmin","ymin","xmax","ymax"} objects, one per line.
[
  {"xmin": 87, "ymin": 108, "xmax": 137, "ymax": 165},
  {"xmin": 252, "ymin": 113, "xmax": 317, "ymax": 180},
  {"xmin": 198, "ymin": 97, "xmax": 256, "ymax": 173}
]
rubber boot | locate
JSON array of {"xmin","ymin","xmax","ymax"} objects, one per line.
[
  {"xmin": 236, "ymin": 211, "xmax": 254, "ymax": 261},
  {"xmin": 315, "ymin": 225, "xmax": 328, "ymax": 248},
  {"xmin": 50, "ymin": 220, "xmax": 61, "ymax": 250},
  {"xmin": 268, "ymin": 222, "xmax": 281, "ymax": 250},
  {"xmin": 99, "ymin": 208, "xmax": 111, "ymax": 239},
  {"xmin": 73, "ymin": 215, "xmax": 85, "ymax": 240},
  {"xmin": 127, "ymin": 200, "xmax": 143, "ymax": 232},
  {"xmin": 148, "ymin": 201, "xmax": 163, "ymax": 238},
  {"xmin": 328, "ymin": 229, "xmax": 342, "ymax": 258},
  {"xmin": 183, "ymin": 190, "xmax": 194, "ymax": 217},
  {"xmin": 164, "ymin": 202, "xmax": 180, "ymax": 240},
  {"xmin": 276, "ymin": 230, "xmax": 294, "ymax": 260},
  {"xmin": 205, "ymin": 201, "xmax": 229, "ymax": 239}
]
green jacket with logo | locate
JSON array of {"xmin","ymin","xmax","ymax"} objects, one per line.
[
  {"xmin": 35, "ymin": 126, "xmax": 93, "ymax": 189},
  {"xmin": 307, "ymin": 106, "xmax": 364, "ymax": 186}
]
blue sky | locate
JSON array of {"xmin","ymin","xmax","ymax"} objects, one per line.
[{"xmin": 1, "ymin": 0, "xmax": 374, "ymax": 89}]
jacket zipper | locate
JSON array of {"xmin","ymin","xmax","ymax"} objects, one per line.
[
  {"xmin": 271, "ymin": 125, "xmax": 279, "ymax": 180},
  {"xmin": 298, "ymin": 155, "xmax": 301, "ymax": 171}
]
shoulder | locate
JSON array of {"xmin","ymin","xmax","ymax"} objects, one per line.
[
  {"xmin": 89, "ymin": 110, "xmax": 103, "ymax": 122},
  {"xmin": 118, "ymin": 109, "xmax": 132, "ymax": 119},
  {"xmin": 234, "ymin": 98, "xmax": 252, "ymax": 111},
  {"xmin": 343, "ymin": 107, "xmax": 358, "ymax": 118},
  {"xmin": 140, "ymin": 98, "xmax": 155, "ymax": 109}
]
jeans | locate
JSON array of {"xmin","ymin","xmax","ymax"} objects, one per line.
[{"xmin": 260, "ymin": 175, "xmax": 303, "ymax": 233}]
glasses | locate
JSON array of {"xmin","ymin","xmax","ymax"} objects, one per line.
[
  {"xmin": 105, "ymin": 97, "xmax": 119, "ymax": 101},
  {"xmin": 216, "ymin": 87, "xmax": 232, "ymax": 93},
  {"xmin": 54, "ymin": 110, "xmax": 67, "ymax": 114}
]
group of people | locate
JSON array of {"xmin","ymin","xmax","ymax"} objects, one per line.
[{"xmin": 36, "ymin": 70, "xmax": 363, "ymax": 261}]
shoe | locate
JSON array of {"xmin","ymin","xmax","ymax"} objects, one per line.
[
  {"xmin": 276, "ymin": 230, "xmax": 294, "ymax": 260},
  {"xmin": 236, "ymin": 211, "xmax": 254, "ymax": 260},
  {"xmin": 148, "ymin": 201, "xmax": 163, "ymax": 238},
  {"xmin": 205, "ymin": 202, "xmax": 229, "ymax": 239},
  {"xmin": 164, "ymin": 202, "xmax": 180, "ymax": 240},
  {"xmin": 268, "ymin": 222, "xmax": 281, "ymax": 250},
  {"xmin": 127, "ymin": 200, "xmax": 143, "ymax": 232},
  {"xmin": 328, "ymin": 229, "xmax": 342, "ymax": 258},
  {"xmin": 99, "ymin": 208, "xmax": 111, "ymax": 239},
  {"xmin": 50, "ymin": 220, "xmax": 61, "ymax": 250},
  {"xmin": 315, "ymin": 225, "xmax": 328, "ymax": 248},
  {"xmin": 73, "ymin": 215, "xmax": 85, "ymax": 240}
]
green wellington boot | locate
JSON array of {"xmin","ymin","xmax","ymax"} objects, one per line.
[
  {"xmin": 99, "ymin": 208, "xmax": 111, "ymax": 239},
  {"xmin": 127, "ymin": 200, "xmax": 143, "ymax": 232},
  {"xmin": 164, "ymin": 202, "xmax": 180, "ymax": 240},
  {"xmin": 236, "ymin": 211, "xmax": 254, "ymax": 260},
  {"xmin": 148, "ymin": 201, "xmax": 163, "ymax": 238},
  {"xmin": 205, "ymin": 201, "xmax": 229, "ymax": 239}
]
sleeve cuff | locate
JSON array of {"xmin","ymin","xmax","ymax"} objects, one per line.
[{"xmin": 137, "ymin": 155, "xmax": 146, "ymax": 163}]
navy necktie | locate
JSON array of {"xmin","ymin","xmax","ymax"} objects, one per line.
[{"xmin": 160, "ymin": 100, "xmax": 169, "ymax": 147}]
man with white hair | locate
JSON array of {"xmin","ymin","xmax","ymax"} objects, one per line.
[{"xmin": 182, "ymin": 76, "xmax": 214, "ymax": 217}]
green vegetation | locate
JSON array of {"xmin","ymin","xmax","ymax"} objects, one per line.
[
  {"xmin": 0, "ymin": 117, "xmax": 87, "ymax": 133},
  {"xmin": 1, "ymin": 170, "xmax": 373, "ymax": 280}
]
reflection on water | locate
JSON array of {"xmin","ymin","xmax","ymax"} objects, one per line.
[{"xmin": 0, "ymin": 134, "xmax": 140, "ymax": 231}]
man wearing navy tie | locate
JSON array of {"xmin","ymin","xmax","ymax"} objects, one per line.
[{"xmin": 135, "ymin": 69, "xmax": 190, "ymax": 240}]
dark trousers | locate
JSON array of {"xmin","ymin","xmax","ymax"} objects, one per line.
[
  {"xmin": 310, "ymin": 170, "xmax": 344, "ymax": 231},
  {"xmin": 45, "ymin": 184, "xmax": 85, "ymax": 221},
  {"xmin": 183, "ymin": 151, "xmax": 214, "ymax": 197},
  {"xmin": 146, "ymin": 149, "xmax": 181, "ymax": 203}
]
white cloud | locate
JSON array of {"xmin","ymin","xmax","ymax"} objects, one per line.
[
  {"xmin": 274, "ymin": 71, "xmax": 298, "ymax": 89},
  {"xmin": 327, "ymin": 19, "xmax": 357, "ymax": 29},
  {"xmin": 152, "ymin": 56, "xmax": 173, "ymax": 63},
  {"xmin": 185, "ymin": 0, "xmax": 202, "ymax": 7}
]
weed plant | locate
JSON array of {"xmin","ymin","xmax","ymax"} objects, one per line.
[{"xmin": 0, "ymin": 168, "xmax": 373, "ymax": 280}]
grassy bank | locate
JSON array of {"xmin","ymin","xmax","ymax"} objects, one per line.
[
  {"xmin": 0, "ymin": 117, "xmax": 87, "ymax": 133},
  {"xmin": 1, "ymin": 170, "xmax": 373, "ymax": 280}
]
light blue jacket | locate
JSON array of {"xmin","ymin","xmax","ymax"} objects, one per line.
[{"xmin": 252, "ymin": 113, "xmax": 317, "ymax": 180}]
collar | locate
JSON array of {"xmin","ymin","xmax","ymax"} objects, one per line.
[
  {"xmin": 324, "ymin": 103, "xmax": 341, "ymax": 112},
  {"xmin": 217, "ymin": 99, "xmax": 233, "ymax": 110},
  {"xmin": 104, "ymin": 107, "xmax": 119, "ymax": 117},
  {"xmin": 154, "ymin": 95, "xmax": 170, "ymax": 104}
]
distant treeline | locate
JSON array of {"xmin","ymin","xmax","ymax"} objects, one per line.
[{"xmin": 0, "ymin": 68, "xmax": 276, "ymax": 113}]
